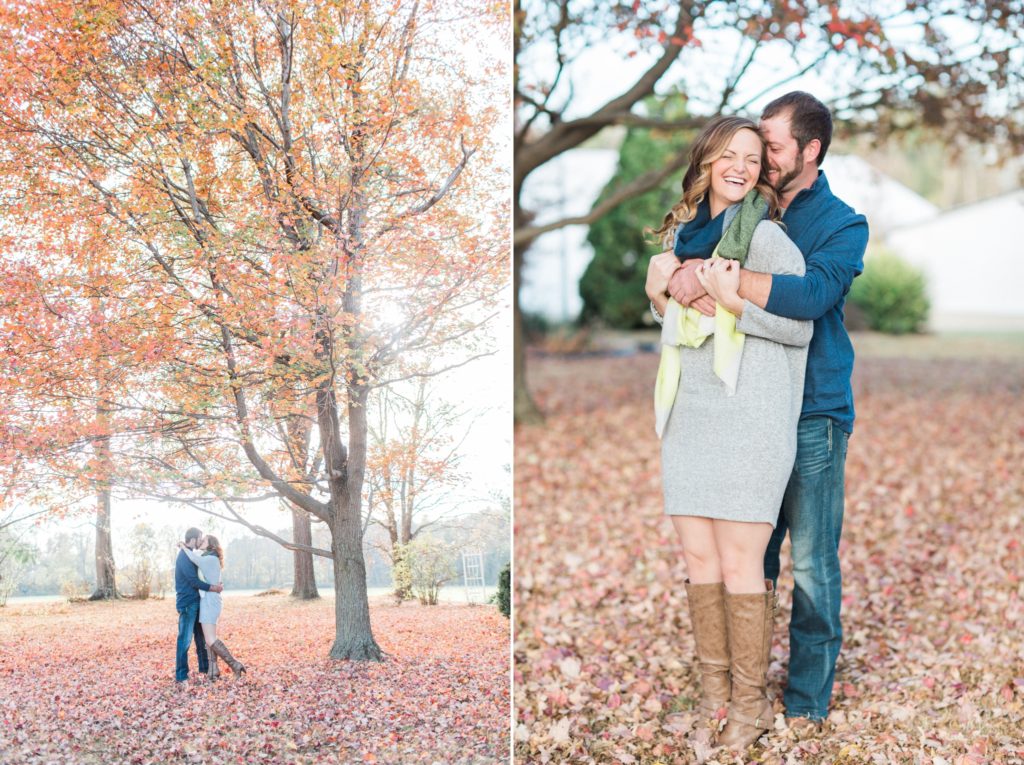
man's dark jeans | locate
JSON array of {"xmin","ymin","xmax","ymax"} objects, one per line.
[
  {"xmin": 175, "ymin": 601, "xmax": 208, "ymax": 682},
  {"xmin": 764, "ymin": 416, "xmax": 848, "ymax": 721}
]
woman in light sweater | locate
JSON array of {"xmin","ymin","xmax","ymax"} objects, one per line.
[
  {"xmin": 644, "ymin": 116, "xmax": 811, "ymax": 751},
  {"xmin": 178, "ymin": 535, "xmax": 247, "ymax": 679}
]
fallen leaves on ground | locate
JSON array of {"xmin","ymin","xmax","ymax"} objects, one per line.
[
  {"xmin": 0, "ymin": 595, "xmax": 509, "ymax": 764},
  {"xmin": 514, "ymin": 348, "xmax": 1024, "ymax": 764}
]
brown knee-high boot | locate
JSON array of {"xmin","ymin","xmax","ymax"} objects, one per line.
[
  {"xmin": 685, "ymin": 581, "xmax": 730, "ymax": 723},
  {"xmin": 717, "ymin": 581, "xmax": 775, "ymax": 750},
  {"xmin": 206, "ymin": 647, "xmax": 220, "ymax": 680},
  {"xmin": 210, "ymin": 639, "xmax": 246, "ymax": 677}
]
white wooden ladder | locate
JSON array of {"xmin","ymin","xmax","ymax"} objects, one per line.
[{"xmin": 461, "ymin": 550, "xmax": 487, "ymax": 603}]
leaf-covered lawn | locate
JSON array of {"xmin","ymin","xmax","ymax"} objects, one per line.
[
  {"xmin": 0, "ymin": 594, "xmax": 509, "ymax": 764},
  {"xmin": 514, "ymin": 347, "xmax": 1024, "ymax": 764}
]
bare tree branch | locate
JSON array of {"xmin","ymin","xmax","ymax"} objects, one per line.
[{"xmin": 514, "ymin": 150, "xmax": 690, "ymax": 247}]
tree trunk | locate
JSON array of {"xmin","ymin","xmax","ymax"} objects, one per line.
[
  {"xmin": 329, "ymin": 512, "xmax": 381, "ymax": 660},
  {"xmin": 328, "ymin": 384, "xmax": 382, "ymax": 661},
  {"xmin": 513, "ymin": 237, "xmax": 544, "ymax": 425},
  {"xmin": 89, "ymin": 478, "xmax": 118, "ymax": 600},
  {"xmin": 290, "ymin": 505, "xmax": 319, "ymax": 599},
  {"xmin": 89, "ymin": 405, "xmax": 118, "ymax": 601}
]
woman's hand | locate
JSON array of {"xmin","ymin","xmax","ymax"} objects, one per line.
[
  {"xmin": 645, "ymin": 251, "xmax": 681, "ymax": 301},
  {"xmin": 696, "ymin": 258, "xmax": 744, "ymax": 315}
]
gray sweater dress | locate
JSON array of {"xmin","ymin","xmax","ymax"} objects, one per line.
[
  {"xmin": 184, "ymin": 549, "xmax": 223, "ymax": 624},
  {"xmin": 659, "ymin": 214, "xmax": 812, "ymax": 526}
]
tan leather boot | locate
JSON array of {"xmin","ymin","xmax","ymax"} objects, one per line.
[
  {"xmin": 717, "ymin": 582, "xmax": 775, "ymax": 750},
  {"xmin": 685, "ymin": 581, "xmax": 730, "ymax": 723},
  {"xmin": 206, "ymin": 647, "xmax": 220, "ymax": 681},
  {"xmin": 210, "ymin": 639, "xmax": 247, "ymax": 677}
]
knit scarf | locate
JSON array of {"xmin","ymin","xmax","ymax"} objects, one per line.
[
  {"xmin": 654, "ymin": 191, "xmax": 769, "ymax": 438},
  {"xmin": 673, "ymin": 198, "xmax": 725, "ymax": 260}
]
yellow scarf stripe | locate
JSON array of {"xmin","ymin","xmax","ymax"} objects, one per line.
[{"xmin": 654, "ymin": 255, "xmax": 745, "ymax": 438}]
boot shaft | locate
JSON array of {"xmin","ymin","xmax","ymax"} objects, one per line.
[
  {"xmin": 724, "ymin": 587, "xmax": 774, "ymax": 691},
  {"xmin": 685, "ymin": 581, "xmax": 731, "ymax": 713}
]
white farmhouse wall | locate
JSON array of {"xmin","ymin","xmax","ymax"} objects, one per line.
[
  {"xmin": 519, "ymin": 149, "xmax": 619, "ymax": 322},
  {"xmin": 885, "ymin": 191, "xmax": 1024, "ymax": 330},
  {"xmin": 824, "ymin": 155, "xmax": 939, "ymax": 238}
]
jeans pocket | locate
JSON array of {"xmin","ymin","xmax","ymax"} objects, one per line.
[{"xmin": 795, "ymin": 418, "xmax": 832, "ymax": 476}]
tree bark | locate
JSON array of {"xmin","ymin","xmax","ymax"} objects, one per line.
[
  {"xmin": 88, "ymin": 397, "xmax": 118, "ymax": 602},
  {"xmin": 283, "ymin": 413, "xmax": 319, "ymax": 600},
  {"xmin": 513, "ymin": 199, "xmax": 544, "ymax": 424},
  {"xmin": 289, "ymin": 505, "xmax": 319, "ymax": 600},
  {"xmin": 89, "ymin": 426, "xmax": 118, "ymax": 600},
  {"xmin": 328, "ymin": 384, "xmax": 382, "ymax": 661}
]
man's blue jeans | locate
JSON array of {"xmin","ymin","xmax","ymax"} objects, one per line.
[
  {"xmin": 764, "ymin": 416, "xmax": 848, "ymax": 721},
  {"xmin": 175, "ymin": 602, "xmax": 209, "ymax": 682}
]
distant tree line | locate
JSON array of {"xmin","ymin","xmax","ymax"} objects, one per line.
[{"xmin": 4, "ymin": 509, "xmax": 509, "ymax": 599}]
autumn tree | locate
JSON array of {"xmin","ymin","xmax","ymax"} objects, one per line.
[
  {"xmin": 365, "ymin": 377, "xmax": 473, "ymax": 569},
  {"xmin": 513, "ymin": 0, "xmax": 1024, "ymax": 421},
  {"xmin": 0, "ymin": 0, "xmax": 507, "ymax": 660},
  {"xmin": 0, "ymin": 234, "xmax": 140, "ymax": 602}
]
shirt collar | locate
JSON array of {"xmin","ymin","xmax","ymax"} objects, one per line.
[{"xmin": 787, "ymin": 170, "xmax": 830, "ymax": 210}]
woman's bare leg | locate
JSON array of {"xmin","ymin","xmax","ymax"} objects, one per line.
[
  {"xmin": 712, "ymin": 519, "xmax": 774, "ymax": 593},
  {"xmin": 670, "ymin": 516, "xmax": 722, "ymax": 583},
  {"xmin": 200, "ymin": 622, "xmax": 220, "ymax": 679},
  {"xmin": 672, "ymin": 516, "xmax": 729, "ymax": 719},
  {"xmin": 201, "ymin": 622, "xmax": 217, "ymax": 647}
]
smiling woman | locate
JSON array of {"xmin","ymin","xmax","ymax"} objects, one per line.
[
  {"xmin": 709, "ymin": 130, "xmax": 765, "ymax": 211},
  {"xmin": 643, "ymin": 114, "xmax": 812, "ymax": 750},
  {"xmin": 652, "ymin": 117, "xmax": 781, "ymax": 250}
]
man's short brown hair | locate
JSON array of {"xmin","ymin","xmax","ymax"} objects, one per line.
[{"xmin": 762, "ymin": 91, "xmax": 833, "ymax": 166}]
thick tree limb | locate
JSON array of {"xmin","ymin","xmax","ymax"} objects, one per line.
[
  {"xmin": 515, "ymin": 6, "xmax": 694, "ymax": 180},
  {"xmin": 160, "ymin": 495, "xmax": 333, "ymax": 558},
  {"xmin": 514, "ymin": 150, "xmax": 690, "ymax": 247}
]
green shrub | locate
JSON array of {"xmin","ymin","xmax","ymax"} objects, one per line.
[
  {"xmin": 390, "ymin": 544, "xmax": 413, "ymax": 604},
  {"xmin": 848, "ymin": 252, "xmax": 929, "ymax": 334},
  {"xmin": 406, "ymin": 537, "xmax": 457, "ymax": 606},
  {"xmin": 579, "ymin": 95, "xmax": 694, "ymax": 328},
  {"xmin": 497, "ymin": 562, "xmax": 510, "ymax": 618}
]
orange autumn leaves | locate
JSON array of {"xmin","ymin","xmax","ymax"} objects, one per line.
[
  {"xmin": 0, "ymin": 0, "xmax": 508, "ymax": 662},
  {"xmin": 514, "ymin": 350, "xmax": 1024, "ymax": 763},
  {"xmin": 0, "ymin": 0, "xmax": 507, "ymax": 515},
  {"xmin": 0, "ymin": 596, "xmax": 510, "ymax": 764}
]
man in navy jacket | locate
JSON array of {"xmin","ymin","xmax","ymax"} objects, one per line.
[
  {"xmin": 175, "ymin": 527, "xmax": 223, "ymax": 684},
  {"xmin": 669, "ymin": 91, "xmax": 868, "ymax": 729}
]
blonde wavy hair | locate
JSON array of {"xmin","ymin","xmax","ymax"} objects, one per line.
[{"xmin": 653, "ymin": 115, "xmax": 781, "ymax": 247}]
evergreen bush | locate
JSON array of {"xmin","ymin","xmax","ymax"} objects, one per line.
[
  {"xmin": 497, "ymin": 562, "xmax": 510, "ymax": 618},
  {"xmin": 848, "ymin": 251, "xmax": 930, "ymax": 334},
  {"xmin": 579, "ymin": 96, "xmax": 694, "ymax": 328}
]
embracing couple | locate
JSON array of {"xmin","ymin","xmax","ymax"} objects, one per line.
[
  {"xmin": 646, "ymin": 91, "xmax": 868, "ymax": 751},
  {"xmin": 174, "ymin": 527, "xmax": 247, "ymax": 684}
]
